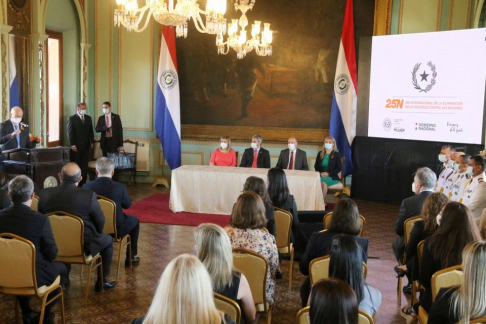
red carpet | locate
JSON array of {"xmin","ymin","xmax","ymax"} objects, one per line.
[{"xmin": 127, "ymin": 193, "xmax": 230, "ymax": 227}]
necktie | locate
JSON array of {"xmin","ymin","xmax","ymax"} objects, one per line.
[
  {"xmin": 81, "ymin": 115, "xmax": 85, "ymax": 123},
  {"xmin": 289, "ymin": 151, "xmax": 294, "ymax": 170},
  {"xmin": 14, "ymin": 124, "xmax": 20, "ymax": 148},
  {"xmin": 106, "ymin": 115, "xmax": 112, "ymax": 138},
  {"xmin": 252, "ymin": 149, "xmax": 258, "ymax": 168}
]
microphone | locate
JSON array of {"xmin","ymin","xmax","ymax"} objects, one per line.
[{"xmin": 20, "ymin": 122, "xmax": 29, "ymax": 128}]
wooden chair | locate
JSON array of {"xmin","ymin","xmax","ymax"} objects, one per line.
[
  {"xmin": 214, "ymin": 292, "xmax": 241, "ymax": 324},
  {"xmin": 0, "ymin": 233, "xmax": 65, "ymax": 324},
  {"xmin": 328, "ymin": 156, "xmax": 346, "ymax": 195},
  {"xmin": 358, "ymin": 310, "xmax": 374, "ymax": 324},
  {"xmin": 397, "ymin": 215, "xmax": 421, "ymax": 303},
  {"xmin": 97, "ymin": 195, "xmax": 132, "ymax": 278},
  {"xmin": 232, "ymin": 248, "xmax": 272, "ymax": 324},
  {"xmin": 466, "ymin": 317, "xmax": 486, "ymax": 324},
  {"xmin": 31, "ymin": 195, "xmax": 39, "ymax": 212},
  {"xmin": 323, "ymin": 212, "xmax": 366, "ymax": 237},
  {"xmin": 431, "ymin": 265, "xmax": 463, "ymax": 302},
  {"xmin": 296, "ymin": 306, "xmax": 310, "ymax": 324},
  {"xmin": 118, "ymin": 139, "xmax": 138, "ymax": 184},
  {"xmin": 309, "ymin": 255, "xmax": 367, "ymax": 285},
  {"xmin": 274, "ymin": 207, "xmax": 294, "ymax": 291},
  {"xmin": 47, "ymin": 212, "xmax": 104, "ymax": 303},
  {"xmin": 418, "ymin": 306, "xmax": 428, "ymax": 324},
  {"xmin": 411, "ymin": 240, "xmax": 426, "ymax": 306}
]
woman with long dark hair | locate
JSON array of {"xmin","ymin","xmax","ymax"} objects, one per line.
[{"xmin": 243, "ymin": 176, "xmax": 275, "ymax": 237}]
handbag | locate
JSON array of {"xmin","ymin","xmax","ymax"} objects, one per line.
[{"xmin": 107, "ymin": 151, "xmax": 135, "ymax": 170}]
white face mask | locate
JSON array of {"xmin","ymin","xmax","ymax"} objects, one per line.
[
  {"xmin": 80, "ymin": 109, "xmax": 86, "ymax": 115},
  {"xmin": 102, "ymin": 108, "xmax": 110, "ymax": 114},
  {"xmin": 288, "ymin": 143, "xmax": 295, "ymax": 151},
  {"xmin": 324, "ymin": 143, "xmax": 333, "ymax": 150},
  {"xmin": 447, "ymin": 160, "xmax": 455, "ymax": 167},
  {"xmin": 467, "ymin": 166, "xmax": 474, "ymax": 176},
  {"xmin": 220, "ymin": 142, "xmax": 228, "ymax": 149},
  {"xmin": 412, "ymin": 182, "xmax": 416, "ymax": 194},
  {"xmin": 438, "ymin": 154, "xmax": 447, "ymax": 163},
  {"xmin": 453, "ymin": 163, "xmax": 460, "ymax": 172},
  {"xmin": 251, "ymin": 142, "xmax": 258, "ymax": 150},
  {"xmin": 11, "ymin": 117, "xmax": 21, "ymax": 125}
]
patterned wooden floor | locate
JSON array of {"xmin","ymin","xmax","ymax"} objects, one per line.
[{"xmin": 0, "ymin": 184, "xmax": 409, "ymax": 324}]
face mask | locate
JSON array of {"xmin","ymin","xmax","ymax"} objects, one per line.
[
  {"xmin": 220, "ymin": 142, "xmax": 228, "ymax": 149},
  {"xmin": 447, "ymin": 160, "xmax": 454, "ymax": 167},
  {"xmin": 288, "ymin": 143, "xmax": 295, "ymax": 151},
  {"xmin": 467, "ymin": 166, "xmax": 474, "ymax": 176},
  {"xmin": 102, "ymin": 108, "xmax": 110, "ymax": 114},
  {"xmin": 324, "ymin": 143, "xmax": 333, "ymax": 150},
  {"xmin": 412, "ymin": 182, "xmax": 416, "ymax": 193},
  {"xmin": 80, "ymin": 109, "xmax": 86, "ymax": 115},
  {"xmin": 453, "ymin": 163, "xmax": 460, "ymax": 172},
  {"xmin": 11, "ymin": 118, "xmax": 21, "ymax": 125},
  {"xmin": 251, "ymin": 142, "xmax": 258, "ymax": 149},
  {"xmin": 436, "ymin": 213, "xmax": 442, "ymax": 226},
  {"xmin": 438, "ymin": 154, "xmax": 447, "ymax": 163}
]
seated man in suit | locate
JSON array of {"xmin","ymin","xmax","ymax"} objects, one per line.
[
  {"xmin": 0, "ymin": 106, "xmax": 33, "ymax": 150},
  {"xmin": 239, "ymin": 135, "xmax": 271, "ymax": 168},
  {"xmin": 83, "ymin": 157, "xmax": 140, "ymax": 266},
  {"xmin": 276, "ymin": 137, "xmax": 309, "ymax": 171},
  {"xmin": 38, "ymin": 163, "xmax": 116, "ymax": 291},
  {"xmin": 0, "ymin": 175, "xmax": 67, "ymax": 324}
]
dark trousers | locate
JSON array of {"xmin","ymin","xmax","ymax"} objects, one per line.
[
  {"xmin": 118, "ymin": 215, "xmax": 140, "ymax": 259},
  {"xmin": 70, "ymin": 149, "xmax": 90, "ymax": 186}
]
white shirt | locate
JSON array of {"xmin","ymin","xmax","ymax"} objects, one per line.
[
  {"xmin": 460, "ymin": 172, "xmax": 486, "ymax": 226},
  {"xmin": 449, "ymin": 172, "xmax": 470, "ymax": 202},
  {"xmin": 104, "ymin": 113, "xmax": 112, "ymax": 127}
]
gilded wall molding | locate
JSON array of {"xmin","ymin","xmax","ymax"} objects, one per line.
[
  {"xmin": 80, "ymin": 43, "xmax": 90, "ymax": 102},
  {"xmin": 399, "ymin": 0, "xmax": 442, "ymax": 34},
  {"xmin": 38, "ymin": 40, "xmax": 44, "ymax": 145},
  {"xmin": 448, "ymin": 0, "xmax": 472, "ymax": 30},
  {"xmin": 159, "ymin": 150, "xmax": 205, "ymax": 167},
  {"xmin": 1, "ymin": 34, "xmax": 6, "ymax": 120},
  {"xmin": 373, "ymin": 0, "xmax": 392, "ymax": 35}
]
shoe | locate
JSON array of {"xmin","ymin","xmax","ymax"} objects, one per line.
[
  {"xmin": 22, "ymin": 311, "xmax": 39, "ymax": 324},
  {"xmin": 32, "ymin": 312, "xmax": 55, "ymax": 324},
  {"xmin": 125, "ymin": 256, "xmax": 141, "ymax": 267},
  {"xmin": 276, "ymin": 269, "xmax": 282, "ymax": 279},
  {"xmin": 95, "ymin": 280, "xmax": 117, "ymax": 292},
  {"xmin": 403, "ymin": 283, "xmax": 412, "ymax": 294},
  {"xmin": 394, "ymin": 265, "xmax": 407, "ymax": 278}
]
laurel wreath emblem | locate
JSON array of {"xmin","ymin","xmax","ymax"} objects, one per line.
[{"xmin": 412, "ymin": 62, "xmax": 437, "ymax": 93}]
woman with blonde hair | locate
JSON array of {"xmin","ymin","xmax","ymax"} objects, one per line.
[
  {"xmin": 195, "ymin": 224, "xmax": 256, "ymax": 323},
  {"xmin": 314, "ymin": 136, "xmax": 342, "ymax": 204},
  {"xmin": 428, "ymin": 241, "xmax": 486, "ymax": 323},
  {"xmin": 131, "ymin": 254, "xmax": 235, "ymax": 324},
  {"xmin": 210, "ymin": 136, "xmax": 237, "ymax": 167},
  {"xmin": 225, "ymin": 192, "xmax": 279, "ymax": 305}
]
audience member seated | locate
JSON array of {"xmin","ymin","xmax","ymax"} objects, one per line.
[
  {"xmin": 83, "ymin": 157, "xmax": 141, "ymax": 266},
  {"xmin": 299, "ymin": 198, "xmax": 369, "ymax": 307},
  {"xmin": 224, "ymin": 192, "xmax": 279, "ymax": 305},
  {"xmin": 308, "ymin": 278, "xmax": 359, "ymax": 324},
  {"xmin": 195, "ymin": 223, "xmax": 256, "ymax": 324},
  {"xmin": 239, "ymin": 135, "xmax": 270, "ymax": 168},
  {"xmin": 209, "ymin": 136, "xmax": 237, "ymax": 167},
  {"xmin": 428, "ymin": 241, "xmax": 486, "ymax": 324},
  {"xmin": 131, "ymin": 254, "xmax": 236, "ymax": 324},
  {"xmin": 329, "ymin": 235, "xmax": 382, "ymax": 318},
  {"xmin": 440, "ymin": 152, "xmax": 465, "ymax": 197},
  {"xmin": 435, "ymin": 150, "xmax": 458, "ymax": 192},
  {"xmin": 405, "ymin": 202, "xmax": 482, "ymax": 316},
  {"xmin": 38, "ymin": 163, "xmax": 116, "ymax": 291},
  {"xmin": 393, "ymin": 166, "xmax": 436, "ymax": 293},
  {"xmin": 0, "ymin": 187, "xmax": 11, "ymax": 210},
  {"xmin": 275, "ymin": 137, "xmax": 309, "ymax": 171},
  {"xmin": 460, "ymin": 154, "xmax": 486, "ymax": 227},
  {"xmin": 314, "ymin": 136, "xmax": 342, "ymax": 205},
  {"xmin": 243, "ymin": 176, "xmax": 275, "ymax": 237},
  {"xmin": 0, "ymin": 175, "xmax": 67, "ymax": 324},
  {"xmin": 395, "ymin": 193, "xmax": 448, "ymax": 284}
]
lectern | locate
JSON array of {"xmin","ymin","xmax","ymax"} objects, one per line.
[{"xmin": 1, "ymin": 147, "xmax": 70, "ymax": 189}]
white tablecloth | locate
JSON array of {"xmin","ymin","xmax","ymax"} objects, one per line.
[{"xmin": 169, "ymin": 165, "xmax": 325, "ymax": 215}]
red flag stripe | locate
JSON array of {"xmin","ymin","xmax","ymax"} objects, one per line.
[
  {"xmin": 162, "ymin": 26, "xmax": 178, "ymax": 72},
  {"xmin": 341, "ymin": 0, "xmax": 358, "ymax": 93}
]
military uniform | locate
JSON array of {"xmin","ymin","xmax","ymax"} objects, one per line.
[
  {"xmin": 460, "ymin": 172, "xmax": 486, "ymax": 226},
  {"xmin": 449, "ymin": 172, "xmax": 470, "ymax": 202},
  {"xmin": 442, "ymin": 170, "xmax": 459, "ymax": 197},
  {"xmin": 435, "ymin": 165, "xmax": 454, "ymax": 193}
]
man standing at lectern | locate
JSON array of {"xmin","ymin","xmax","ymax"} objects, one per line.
[{"xmin": 0, "ymin": 106, "xmax": 33, "ymax": 150}]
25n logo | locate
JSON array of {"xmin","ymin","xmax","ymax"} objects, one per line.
[{"xmin": 385, "ymin": 99, "xmax": 404, "ymax": 109}]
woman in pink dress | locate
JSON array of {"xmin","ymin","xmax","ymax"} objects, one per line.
[{"xmin": 210, "ymin": 136, "xmax": 237, "ymax": 167}]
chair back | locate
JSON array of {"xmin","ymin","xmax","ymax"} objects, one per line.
[
  {"xmin": 296, "ymin": 306, "xmax": 310, "ymax": 324},
  {"xmin": 432, "ymin": 265, "xmax": 463, "ymax": 302},
  {"xmin": 309, "ymin": 255, "xmax": 367, "ymax": 285},
  {"xmin": 0, "ymin": 233, "xmax": 37, "ymax": 290},
  {"xmin": 467, "ymin": 317, "xmax": 486, "ymax": 324},
  {"xmin": 97, "ymin": 195, "xmax": 117, "ymax": 237},
  {"xmin": 123, "ymin": 139, "xmax": 138, "ymax": 170},
  {"xmin": 47, "ymin": 212, "xmax": 85, "ymax": 258},
  {"xmin": 232, "ymin": 248, "xmax": 268, "ymax": 308},
  {"xmin": 31, "ymin": 195, "xmax": 39, "ymax": 212},
  {"xmin": 417, "ymin": 240, "xmax": 425, "ymax": 268},
  {"xmin": 404, "ymin": 216, "xmax": 422, "ymax": 244},
  {"xmin": 274, "ymin": 207, "xmax": 292, "ymax": 250},
  {"xmin": 214, "ymin": 292, "xmax": 241, "ymax": 324},
  {"xmin": 93, "ymin": 141, "xmax": 102, "ymax": 160},
  {"xmin": 358, "ymin": 310, "xmax": 374, "ymax": 324},
  {"xmin": 323, "ymin": 212, "xmax": 366, "ymax": 237}
]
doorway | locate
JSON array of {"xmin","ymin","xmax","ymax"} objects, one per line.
[{"xmin": 46, "ymin": 30, "xmax": 63, "ymax": 147}]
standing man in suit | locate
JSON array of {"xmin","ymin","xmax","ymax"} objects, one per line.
[
  {"xmin": 0, "ymin": 106, "xmax": 33, "ymax": 150},
  {"xmin": 276, "ymin": 137, "xmax": 309, "ymax": 171},
  {"xmin": 38, "ymin": 163, "xmax": 116, "ymax": 291},
  {"xmin": 239, "ymin": 135, "xmax": 271, "ymax": 168},
  {"xmin": 83, "ymin": 157, "xmax": 140, "ymax": 267},
  {"xmin": 67, "ymin": 102, "xmax": 94, "ymax": 186},
  {"xmin": 0, "ymin": 175, "xmax": 67, "ymax": 324},
  {"xmin": 95, "ymin": 101, "xmax": 124, "ymax": 157}
]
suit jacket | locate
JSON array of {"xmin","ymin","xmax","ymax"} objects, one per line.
[
  {"xmin": 314, "ymin": 151, "xmax": 342, "ymax": 180},
  {"xmin": 82, "ymin": 177, "xmax": 132, "ymax": 232},
  {"xmin": 95, "ymin": 113, "xmax": 123, "ymax": 150},
  {"xmin": 0, "ymin": 119, "xmax": 33, "ymax": 150},
  {"xmin": 394, "ymin": 191, "xmax": 433, "ymax": 236},
  {"xmin": 0, "ymin": 204, "xmax": 59, "ymax": 286},
  {"xmin": 276, "ymin": 148, "xmax": 309, "ymax": 171},
  {"xmin": 38, "ymin": 182, "xmax": 106, "ymax": 256},
  {"xmin": 67, "ymin": 114, "xmax": 94, "ymax": 150},
  {"xmin": 0, "ymin": 188, "xmax": 11, "ymax": 210},
  {"xmin": 239, "ymin": 147, "xmax": 270, "ymax": 168}
]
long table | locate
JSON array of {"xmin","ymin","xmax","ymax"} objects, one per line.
[{"xmin": 169, "ymin": 165, "xmax": 326, "ymax": 215}]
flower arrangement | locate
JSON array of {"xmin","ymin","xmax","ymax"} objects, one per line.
[{"xmin": 29, "ymin": 134, "xmax": 41, "ymax": 145}]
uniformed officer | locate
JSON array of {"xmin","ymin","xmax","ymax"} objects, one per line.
[
  {"xmin": 436, "ymin": 145, "xmax": 455, "ymax": 177},
  {"xmin": 460, "ymin": 155, "xmax": 486, "ymax": 226},
  {"xmin": 449, "ymin": 154, "xmax": 471, "ymax": 201},
  {"xmin": 442, "ymin": 152, "xmax": 465, "ymax": 197},
  {"xmin": 435, "ymin": 149, "xmax": 456, "ymax": 192}
]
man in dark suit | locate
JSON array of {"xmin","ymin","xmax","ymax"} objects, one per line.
[
  {"xmin": 38, "ymin": 163, "xmax": 116, "ymax": 291},
  {"xmin": 83, "ymin": 157, "xmax": 140, "ymax": 267},
  {"xmin": 0, "ymin": 106, "xmax": 33, "ymax": 150},
  {"xmin": 95, "ymin": 101, "xmax": 124, "ymax": 157},
  {"xmin": 239, "ymin": 135, "xmax": 271, "ymax": 168},
  {"xmin": 0, "ymin": 175, "xmax": 67, "ymax": 324},
  {"xmin": 436, "ymin": 145, "xmax": 454, "ymax": 177},
  {"xmin": 67, "ymin": 102, "xmax": 94, "ymax": 186},
  {"xmin": 392, "ymin": 167, "xmax": 436, "ymax": 292},
  {"xmin": 276, "ymin": 137, "xmax": 309, "ymax": 171}
]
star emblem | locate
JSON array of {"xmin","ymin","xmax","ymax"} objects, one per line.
[{"xmin": 420, "ymin": 70, "xmax": 429, "ymax": 82}]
